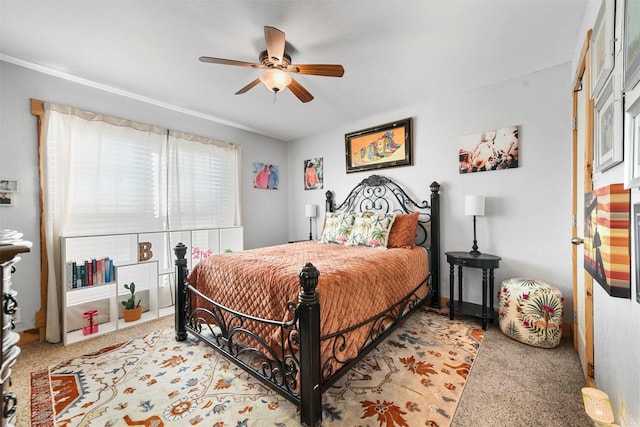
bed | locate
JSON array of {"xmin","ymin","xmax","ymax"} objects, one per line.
[{"xmin": 174, "ymin": 174, "xmax": 441, "ymax": 426}]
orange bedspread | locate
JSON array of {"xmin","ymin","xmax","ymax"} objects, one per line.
[{"xmin": 187, "ymin": 240, "xmax": 429, "ymax": 365}]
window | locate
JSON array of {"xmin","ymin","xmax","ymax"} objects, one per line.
[
  {"xmin": 43, "ymin": 103, "xmax": 241, "ymax": 236},
  {"xmin": 168, "ymin": 131, "xmax": 241, "ymax": 229},
  {"xmin": 33, "ymin": 100, "xmax": 242, "ymax": 343}
]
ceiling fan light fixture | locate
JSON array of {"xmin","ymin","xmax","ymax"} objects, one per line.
[{"xmin": 259, "ymin": 68, "xmax": 292, "ymax": 93}]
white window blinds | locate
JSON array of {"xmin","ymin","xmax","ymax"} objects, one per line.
[
  {"xmin": 44, "ymin": 104, "xmax": 168, "ymax": 235},
  {"xmin": 43, "ymin": 104, "xmax": 242, "ymax": 236},
  {"xmin": 168, "ymin": 131, "xmax": 242, "ymax": 229}
]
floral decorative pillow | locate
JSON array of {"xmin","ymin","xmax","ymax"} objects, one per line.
[
  {"xmin": 319, "ymin": 212, "xmax": 356, "ymax": 244},
  {"xmin": 345, "ymin": 211, "xmax": 396, "ymax": 249}
]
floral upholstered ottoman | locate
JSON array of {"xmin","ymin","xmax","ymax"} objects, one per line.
[{"xmin": 498, "ymin": 278, "xmax": 564, "ymax": 348}]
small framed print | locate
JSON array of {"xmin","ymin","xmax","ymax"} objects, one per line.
[
  {"xmin": 594, "ymin": 76, "xmax": 623, "ymax": 173},
  {"xmin": 625, "ymin": 80, "xmax": 640, "ymax": 188},
  {"xmin": 0, "ymin": 192, "xmax": 13, "ymax": 206},
  {"xmin": 591, "ymin": 0, "xmax": 615, "ymax": 98},
  {"xmin": 0, "ymin": 180, "xmax": 17, "ymax": 192},
  {"xmin": 0, "ymin": 180, "xmax": 16, "ymax": 207},
  {"xmin": 624, "ymin": 0, "xmax": 640, "ymax": 91}
]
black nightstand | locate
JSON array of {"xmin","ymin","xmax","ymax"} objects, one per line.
[{"xmin": 445, "ymin": 251, "xmax": 501, "ymax": 330}]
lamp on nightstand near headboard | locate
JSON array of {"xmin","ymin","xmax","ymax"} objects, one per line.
[
  {"xmin": 465, "ymin": 195, "xmax": 485, "ymax": 256},
  {"xmin": 305, "ymin": 204, "xmax": 317, "ymax": 240}
]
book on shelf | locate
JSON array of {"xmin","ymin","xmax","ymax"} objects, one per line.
[
  {"xmin": 66, "ymin": 256, "xmax": 115, "ymax": 289},
  {"xmin": 85, "ymin": 260, "xmax": 92, "ymax": 287}
]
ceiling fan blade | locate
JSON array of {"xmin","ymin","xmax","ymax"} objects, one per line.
[
  {"xmin": 199, "ymin": 56, "xmax": 264, "ymax": 69},
  {"xmin": 287, "ymin": 64, "xmax": 345, "ymax": 77},
  {"xmin": 235, "ymin": 78, "xmax": 261, "ymax": 95},
  {"xmin": 264, "ymin": 26, "xmax": 286, "ymax": 65},
  {"xmin": 288, "ymin": 78, "xmax": 314, "ymax": 103}
]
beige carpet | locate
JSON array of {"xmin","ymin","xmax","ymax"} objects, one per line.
[
  {"xmin": 454, "ymin": 324, "xmax": 593, "ymax": 426},
  {"xmin": 14, "ymin": 311, "xmax": 592, "ymax": 426}
]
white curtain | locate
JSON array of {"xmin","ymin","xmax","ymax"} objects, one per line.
[
  {"xmin": 168, "ymin": 130, "xmax": 242, "ymax": 229},
  {"xmin": 43, "ymin": 103, "xmax": 168, "ymax": 342}
]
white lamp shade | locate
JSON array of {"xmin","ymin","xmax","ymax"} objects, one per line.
[
  {"xmin": 465, "ymin": 195, "xmax": 485, "ymax": 216},
  {"xmin": 259, "ymin": 69, "xmax": 292, "ymax": 93},
  {"xmin": 305, "ymin": 203, "xmax": 317, "ymax": 218}
]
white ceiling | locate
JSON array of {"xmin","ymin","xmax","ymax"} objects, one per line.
[{"xmin": 0, "ymin": 0, "xmax": 589, "ymax": 142}]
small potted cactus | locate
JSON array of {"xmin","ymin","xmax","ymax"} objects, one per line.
[{"xmin": 121, "ymin": 282, "xmax": 142, "ymax": 322}]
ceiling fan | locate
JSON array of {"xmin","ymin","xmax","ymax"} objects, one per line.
[{"xmin": 199, "ymin": 26, "xmax": 344, "ymax": 103}]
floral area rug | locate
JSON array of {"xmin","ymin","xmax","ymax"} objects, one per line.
[{"xmin": 31, "ymin": 308, "xmax": 484, "ymax": 426}]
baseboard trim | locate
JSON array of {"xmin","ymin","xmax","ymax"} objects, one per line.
[{"xmin": 18, "ymin": 328, "xmax": 40, "ymax": 346}]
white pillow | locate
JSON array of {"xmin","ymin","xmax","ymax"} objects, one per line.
[
  {"xmin": 345, "ymin": 211, "xmax": 396, "ymax": 249},
  {"xmin": 319, "ymin": 212, "xmax": 356, "ymax": 244}
]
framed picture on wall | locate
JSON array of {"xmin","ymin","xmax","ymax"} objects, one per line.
[
  {"xmin": 591, "ymin": 0, "xmax": 615, "ymax": 98},
  {"xmin": 345, "ymin": 118, "xmax": 412, "ymax": 173},
  {"xmin": 0, "ymin": 180, "xmax": 17, "ymax": 192},
  {"xmin": 624, "ymin": 81, "xmax": 640, "ymax": 188},
  {"xmin": 0, "ymin": 192, "xmax": 13, "ymax": 206},
  {"xmin": 624, "ymin": 0, "xmax": 640, "ymax": 90},
  {"xmin": 594, "ymin": 76, "xmax": 623, "ymax": 173}
]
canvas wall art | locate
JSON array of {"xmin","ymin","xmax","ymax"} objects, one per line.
[
  {"xmin": 304, "ymin": 157, "xmax": 323, "ymax": 190},
  {"xmin": 458, "ymin": 125, "xmax": 519, "ymax": 174},
  {"xmin": 253, "ymin": 162, "xmax": 279, "ymax": 190},
  {"xmin": 634, "ymin": 203, "xmax": 640, "ymax": 304},
  {"xmin": 584, "ymin": 183, "xmax": 631, "ymax": 299}
]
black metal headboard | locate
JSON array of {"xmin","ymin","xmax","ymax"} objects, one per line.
[{"xmin": 324, "ymin": 174, "xmax": 441, "ymax": 308}]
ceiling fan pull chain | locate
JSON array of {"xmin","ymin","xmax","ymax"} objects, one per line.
[{"xmin": 273, "ymin": 92, "xmax": 278, "ymax": 104}]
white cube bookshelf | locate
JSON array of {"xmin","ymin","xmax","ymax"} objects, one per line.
[{"xmin": 61, "ymin": 227, "xmax": 243, "ymax": 345}]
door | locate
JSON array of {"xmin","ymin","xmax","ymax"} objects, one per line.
[{"xmin": 572, "ymin": 31, "xmax": 595, "ymax": 387}]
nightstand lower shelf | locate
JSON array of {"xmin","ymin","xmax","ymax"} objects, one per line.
[{"xmin": 449, "ymin": 301, "xmax": 498, "ymax": 321}]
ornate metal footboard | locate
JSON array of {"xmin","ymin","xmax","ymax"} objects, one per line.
[
  {"xmin": 175, "ymin": 249, "xmax": 323, "ymax": 424},
  {"xmin": 174, "ymin": 176, "xmax": 441, "ymax": 426}
]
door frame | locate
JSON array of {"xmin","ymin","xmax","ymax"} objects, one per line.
[{"xmin": 572, "ymin": 30, "xmax": 595, "ymax": 387}]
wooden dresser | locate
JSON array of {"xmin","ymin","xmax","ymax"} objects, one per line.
[{"xmin": 1, "ymin": 242, "xmax": 31, "ymax": 427}]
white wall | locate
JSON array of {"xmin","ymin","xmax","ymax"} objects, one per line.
[
  {"xmin": 0, "ymin": 60, "xmax": 290, "ymax": 333},
  {"xmin": 289, "ymin": 63, "xmax": 573, "ymax": 318}
]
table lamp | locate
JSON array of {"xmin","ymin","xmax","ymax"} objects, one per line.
[
  {"xmin": 305, "ymin": 203, "xmax": 317, "ymax": 240},
  {"xmin": 465, "ymin": 195, "xmax": 485, "ymax": 256}
]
